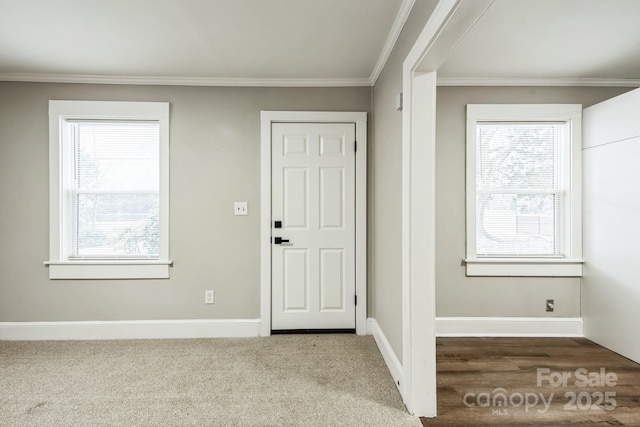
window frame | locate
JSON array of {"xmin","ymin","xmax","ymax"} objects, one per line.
[
  {"xmin": 47, "ymin": 100, "xmax": 171, "ymax": 279},
  {"xmin": 465, "ymin": 104, "xmax": 583, "ymax": 277}
]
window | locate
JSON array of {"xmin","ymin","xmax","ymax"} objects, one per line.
[
  {"xmin": 47, "ymin": 101, "xmax": 171, "ymax": 279},
  {"xmin": 465, "ymin": 104, "xmax": 583, "ymax": 277}
]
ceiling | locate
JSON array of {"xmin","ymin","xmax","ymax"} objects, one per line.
[
  {"xmin": 439, "ymin": 0, "xmax": 640, "ymax": 84},
  {"xmin": 0, "ymin": 0, "xmax": 404, "ymax": 85},
  {"xmin": 1, "ymin": 0, "xmax": 639, "ymax": 86}
]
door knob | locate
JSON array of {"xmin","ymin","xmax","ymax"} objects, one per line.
[{"xmin": 274, "ymin": 237, "xmax": 290, "ymax": 244}]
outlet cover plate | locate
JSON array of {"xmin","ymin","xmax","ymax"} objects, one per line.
[
  {"xmin": 205, "ymin": 290, "xmax": 215, "ymax": 304},
  {"xmin": 234, "ymin": 202, "xmax": 248, "ymax": 216}
]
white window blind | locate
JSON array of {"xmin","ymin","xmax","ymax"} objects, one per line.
[
  {"xmin": 69, "ymin": 120, "xmax": 160, "ymax": 258},
  {"xmin": 475, "ymin": 122, "xmax": 562, "ymax": 257}
]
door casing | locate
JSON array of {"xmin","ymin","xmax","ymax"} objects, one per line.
[{"xmin": 260, "ymin": 111, "xmax": 367, "ymax": 336}]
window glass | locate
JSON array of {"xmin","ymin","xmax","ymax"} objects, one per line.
[
  {"xmin": 475, "ymin": 122, "xmax": 562, "ymax": 256},
  {"xmin": 69, "ymin": 121, "xmax": 160, "ymax": 258}
]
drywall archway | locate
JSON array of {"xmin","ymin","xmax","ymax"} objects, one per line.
[{"xmin": 400, "ymin": 0, "xmax": 494, "ymax": 416}]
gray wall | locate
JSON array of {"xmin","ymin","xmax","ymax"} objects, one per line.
[
  {"xmin": 435, "ymin": 86, "xmax": 633, "ymax": 318},
  {"xmin": 0, "ymin": 82, "xmax": 371, "ymax": 321},
  {"xmin": 371, "ymin": 0, "xmax": 438, "ymax": 360}
]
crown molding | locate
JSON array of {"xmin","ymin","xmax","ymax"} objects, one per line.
[
  {"xmin": 5, "ymin": 73, "xmax": 638, "ymax": 91},
  {"xmin": 6, "ymin": 73, "xmax": 638, "ymax": 89},
  {"xmin": 437, "ymin": 77, "xmax": 640, "ymax": 87},
  {"xmin": 0, "ymin": 73, "xmax": 371, "ymax": 87},
  {"xmin": 369, "ymin": 0, "xmax": 416, "ymax": 86}
]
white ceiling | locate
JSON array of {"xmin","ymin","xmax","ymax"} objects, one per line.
[
  {"xmin": 1, "ymin": 0, "xmax": 639, "ymax": 86},
  {"xmin": 439, "ymin": 0, "xmax": 640, "ymax": 83},
  {"xmin": 0, "ymin": 0, "xmax": 404, "ymax": 84}
]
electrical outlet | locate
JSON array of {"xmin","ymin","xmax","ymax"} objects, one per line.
[
  {"xmin": 234, "ymin": 202, "xmax": 248, "ymax": 216},
  {"xmin": 546, "ymin": 299, "xmax": 554, "ymax": 312},
  {"xmin": 205, "ymin": 290, "xmax": 215, "ymax": 304}
]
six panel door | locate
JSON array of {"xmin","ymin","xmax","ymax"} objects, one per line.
[{"xmin": 271, "ymin": 122, "xmax": 356, "ymax": 330}]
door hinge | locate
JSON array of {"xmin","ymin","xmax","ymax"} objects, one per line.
[
  {"xmin": 354, "ymin": 141, "xmax": 357, "ymax": 152},
  {"xmin": 354, "ymin": 295, "xmax": 358, "ymax": 306}
]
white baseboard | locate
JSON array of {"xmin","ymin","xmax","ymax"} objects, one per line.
[
  {"xmin": 366, "ymin": 317, "xmax": 375, "ymax": 335},
  {"xmin": 436, "ymin": 317, "xmax": 583, "ymax": 337},
  {"xmin": 1, "ymin": 316, "xmax": 580, "ymax": 341},
  {"xmin": 367, "ymin": 318, "xmax": 403, "ymax": 390},
  {"xmin": 0, "ymin": 319, "xmax": 262, "ymax": 341}
]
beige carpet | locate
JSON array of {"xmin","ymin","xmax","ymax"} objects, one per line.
[{"xmin": 0, "ymin": 334, "xmax": 419, "ymax": 426}]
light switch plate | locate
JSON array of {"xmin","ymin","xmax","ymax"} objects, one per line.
[{"xmin": 234, "ymin": 202, "xmax": 248, "ymax": 216}]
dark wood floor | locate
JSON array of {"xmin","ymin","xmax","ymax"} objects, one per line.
[{"xmin": 421, "ymin": 337, "xmax": 640, "ymax": 426}]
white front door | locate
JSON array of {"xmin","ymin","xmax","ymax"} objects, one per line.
[{"xmin": 271, "ymin": 122, "xmax": 356, "ymax": 330}]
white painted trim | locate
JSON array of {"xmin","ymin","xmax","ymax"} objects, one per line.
[
  {"xmin": 438, "ymin": 77, "xmax": 640, "ymax": 87},
  {"xmin": 436, "ymin": 317, "xmax": 583, "ymax": 337},
  {"xmin": 406, "ymin": 0, "xmax": 495, "ymax": 74},
  {"xmin": 369, "ymin": 318, "xmax": 403, "ymax": 391},
  {"xmin": 47, "ymin": 100, "xmax": 171, "ymax": 279},
  {"xmin": 400, "ymin": 0, "xmax": 494, "ymax": 418},
  {"xmin": 260, "ymin": 111, "xmax": 368, "ymax": 337},
  {"xmin": 4, "ymin": 73, "xmax": 639, "ymax": 91},
  {"xmin": 465, "ymin": 104, "xmax": 583, "ymax": 273},
  {"xmin": 402, "ymin": 70, "xmax": 438, "ymax": 418},
  {"xmin": 0, "ymin": 73, "xmax": 370, "ymax": 87},
  {"xmin": 261, "ymin": 111, "xmax": 367, "ymax": 123},
  {"xmin": 366, "ymin": 317, "xmax": 375, "ymax": 335},
  {"xmin": 369, "ymin": 0, "xmax": 416, "ymax": 85},
  {"xmin": 260, "ymin": 114, "xmax": 273, "ymax": 337},
  {"xmin": 354, "ymin": 117, "xmax": 369, "ymax": 336},
  {"xmin": 466, "ymin": 103, "xmax": 582, "ymax": 120},
  {"xmin": 0, "ymin": 319, "xmax": 262, "ymax": 341},
  {"xmin": 465, "ymin": 260, "xmax": 583, "ymax": 277},
  {"xmin": 47, "ymin": 262, "xmax": 172, "ymax": 280}
]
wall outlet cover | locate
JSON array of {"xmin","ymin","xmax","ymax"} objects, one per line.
[
  {"xmin": 205, "ymin": 290, "xmax": 215, "ymax": 304},
  {"xmin": 234, "ymin": 202, "xmax": 248, "ymax": 216}
]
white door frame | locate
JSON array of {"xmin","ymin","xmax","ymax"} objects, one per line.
[
  {"xmin": 400, "ymin": 0, "xmax": 494, "ymax": 416},
  {"xmin": 260, "ymin": 111, "xmax": 368, "ymax": 336}
]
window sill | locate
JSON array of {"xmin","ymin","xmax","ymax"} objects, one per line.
[
  {"xmin": 44, "ymin": 260, "xmax": 173, "ymax": 280},
  {"xmin": 463, "ymin": 258, "xmax": 583, "ymax": 277}
]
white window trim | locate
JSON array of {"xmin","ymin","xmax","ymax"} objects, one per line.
[
  {"xmin": 465, "ymin": 104, "xmax": 583, "ymax": 277},
  {"xmin": 46, "ymin": 100, "xmax": 171, "ymax": 279}
]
